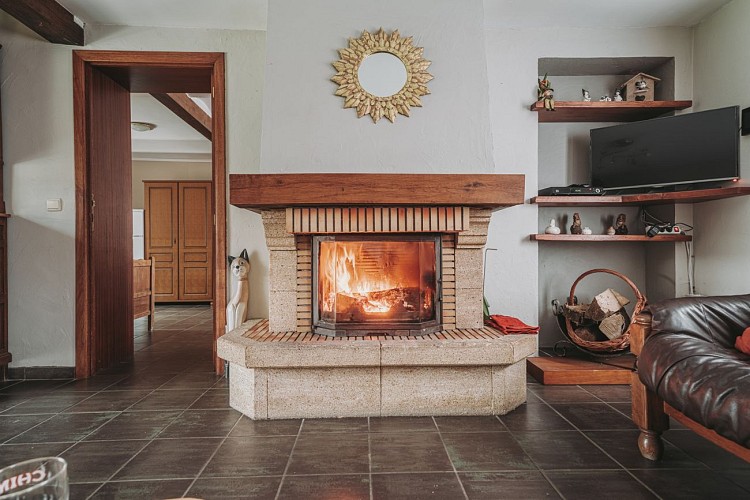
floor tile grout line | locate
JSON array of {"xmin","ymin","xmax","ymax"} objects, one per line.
[
  {"xmin": 534, "ymin": 385, "xmax": 663, "ymax": 500},
  {"xmin": 367, "ymin": 416, "xmax": 373, "ymax": 500},
  {"xmin": 431, "ymin": 416, "xmax": 470, "ymax": 500},
  {"xmin": 273, "ymin": 418, "xmax": 305, "ymax": 500},
  {"xmin": 494, "ymin": 414, "xmax": 565, "ymax": 499},
  {"xmin": 85, "ymin": 383, "xmax": 216, "ymax": 499},
  {"xmin": 180, "ymin": 407, "xmax": 243, "ymax": 497}
]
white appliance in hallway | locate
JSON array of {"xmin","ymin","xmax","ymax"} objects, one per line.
[{"xmin": 133, "ymin": 209, "xmax": 145, "ymax": 259}]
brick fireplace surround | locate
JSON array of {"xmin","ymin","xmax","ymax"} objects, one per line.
[{"xmin": 218, "ymin": 174, "xmax": 537, "ymax": 419}]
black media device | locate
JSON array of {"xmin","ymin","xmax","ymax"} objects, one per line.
[
  {"xmin": 538, "ymin": 186, "xmax": 604, "ymax": 196},
  {"xmin": 742, "ymin": 106, "xmax": 750, "ymax": 136},
  {"xmin": 590, "ymin": 106, "xmax": 740, "ymax": 192}
]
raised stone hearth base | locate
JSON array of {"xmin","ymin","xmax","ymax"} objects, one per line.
[{"xmin": 218, "ymin": 320, "xmax": 537, "ymax": 419}]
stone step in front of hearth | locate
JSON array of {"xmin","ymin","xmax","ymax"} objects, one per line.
[{"xmin": 218, "ymin": 320, "xmax": 537, "ymax": 420}]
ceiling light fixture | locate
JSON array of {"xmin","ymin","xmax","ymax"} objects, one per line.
[{"xmin": 131, "ymin": 121, "xmax": 157, "ymax": 132}]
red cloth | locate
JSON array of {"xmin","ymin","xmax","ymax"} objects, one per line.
[
  {"xmin": 486, "ymin": 314, "xmax": 539, "ymax": 335},
  {"xmin": 736, "ymin": 327, "xmax": 750, "ymax": 355}
]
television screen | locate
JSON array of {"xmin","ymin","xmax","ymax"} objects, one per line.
[{"xmin": 590, "ymin": 106, "xmax": 739, "ymax": 191}]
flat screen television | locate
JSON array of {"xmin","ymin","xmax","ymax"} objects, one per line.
[{"xmin": 590, "ymin": 106, "xmax": 740, "ymax": 192}]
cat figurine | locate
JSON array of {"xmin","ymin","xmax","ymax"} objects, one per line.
[{"xmin": 226, "ymin": 249, "xmax": 250, "ymax": 332}]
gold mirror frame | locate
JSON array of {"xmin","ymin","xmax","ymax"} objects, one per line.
[{"xmin": 331, "ymin": 29, "xmax": 433, "ymax": 123}]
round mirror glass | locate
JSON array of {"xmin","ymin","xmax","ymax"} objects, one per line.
[{"xmin": 357, "ymin": 52, "xmax": 408, "ymax": 98}]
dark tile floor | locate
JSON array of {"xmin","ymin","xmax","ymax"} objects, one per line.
[{"xmin": 1, "ymin": 304, "xmax": 748, "ymax": 499}]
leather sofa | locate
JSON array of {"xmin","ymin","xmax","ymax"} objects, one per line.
[{"xmin": 630, "ymin": 295, "xmax": 750, "ymax": 462}]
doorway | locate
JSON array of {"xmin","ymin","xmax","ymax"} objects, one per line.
[{"xmin": 73, "ymin": 51, "xmax": 227, "ymax": 378}]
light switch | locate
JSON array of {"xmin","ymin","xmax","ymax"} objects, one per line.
[{"xmin": 46, "ymin": 199, "xmax": 62, "ymax": 212}]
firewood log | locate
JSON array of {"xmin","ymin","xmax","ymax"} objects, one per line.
[
  {"xmin": 562, "ymin": 303, "xmax": 590, "ymax": 324},
  {"xmin": 586, "ymin": 288, "xmax": 630, "ymax": 322}
]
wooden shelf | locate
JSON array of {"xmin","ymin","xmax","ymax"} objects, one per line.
[
  {"xmin": 530, "ymin": 100, "xmax": 693, "ymax": 122},
  {"xmin": 530, "ymin": 234, "xmax": 691, "ymax": 242},
  {"xmin": 531, "ymin": 186, "xmax": 750, "ymax": 207}
]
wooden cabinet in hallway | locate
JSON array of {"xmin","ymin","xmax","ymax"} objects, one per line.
[{"xmin": 144, "ymin": 181, "xmax": 213, "ymax": 302}]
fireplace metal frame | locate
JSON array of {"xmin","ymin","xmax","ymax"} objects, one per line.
[{"xmin": 311, "ymin": 233, "xmax": 442, "ymax": 337}]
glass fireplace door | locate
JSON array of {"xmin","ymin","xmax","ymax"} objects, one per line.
[{"xmin": 313, "ymin": 235, "xmax": 441, "ymax": 336}]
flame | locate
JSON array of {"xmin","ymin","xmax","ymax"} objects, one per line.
[{"xmin": 321, "ymin": 243, "xmax": 401, "ymax": 314}]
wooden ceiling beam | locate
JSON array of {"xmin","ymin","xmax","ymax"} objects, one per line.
[
  {"xmin": 0, "ymin": 0, "xmax": 84, "ymax": 46},
  {"xmin": 150, "ymin": 93, "xmax": 212, "ymax": 141}
]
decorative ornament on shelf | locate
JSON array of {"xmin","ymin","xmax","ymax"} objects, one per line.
[
  {"xmin": 615, "ymin": 213, "xmax": 629, "ymax": 235},
  {"xmin": 331, "ymin": 28, "xmax": 433, "ymax": 123},
  {"xmin": 545, "ymin": 219, "xmax": 561, "ymax": 235},
  {"xmin": 599, "ymin": 95, "xmax": 612, "ymax": 102},
  {"xmin": 613, "ymin": 90, "xmax": 623, "ymax": 102},
  {"xmin": 226, "ymin": 249, "xmax": 250, "ymax": 333},
  {"xmin": 620, "ymin": 72, "xmax": 660, "ymax": 102},
  {"xmin": 537, "ymin": 73, "xmax": 555, "ymax": 111},
  {"xmin": 570, "ymin": 213, "xmax": 583, "ymax": 235},
  {"xmin": 582, "ymin": 226, "xmax": 593, "ymax": 235},
  {"xmin": 582, "ymin": 89, "xmax": 591, "ymax": 102},
  {"xmin": 606, "ymin": 226, "xmax": 616, "ymax": 236}
]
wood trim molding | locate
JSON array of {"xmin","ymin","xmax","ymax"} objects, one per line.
[
  {"xmin": 0, "ymin": 0, "xmax": 84, "ymax": 45},
  {"xmin": 73, "ymin": 50, "xmax": 228, "ymax": 377},
  {"xmin": 211, "ymin": 54, "xmax": 228, "ymax": 374},
  {"xmin": 151, "ymin": 93, "xmax": 211, "ymax": 140},
  {"xmin": 230, "ymin": 174, "xmax": 525, "ymax": 211}
]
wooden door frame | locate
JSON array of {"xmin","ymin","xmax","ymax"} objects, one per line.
[{"xmin": 73, "ymin": 50, "xmax": 227, "ymax": 378}]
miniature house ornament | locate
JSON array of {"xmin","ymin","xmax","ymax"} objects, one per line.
[
  {"xmin": 621, "ymin": 72, "xmax": 660, "ymax": 101},
  {"xmin": 545, "ymin": 219, "xmax": 561, "ymax": 235}
]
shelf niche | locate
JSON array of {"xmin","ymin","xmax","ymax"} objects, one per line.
[{"xmin": 534, "ymin": 55, "xmax": 685, "ymax": 351}]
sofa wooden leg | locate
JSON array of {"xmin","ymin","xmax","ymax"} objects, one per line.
[{"xmin": 638, "ymin": 430, "xmax": 664, "ymax": 460}]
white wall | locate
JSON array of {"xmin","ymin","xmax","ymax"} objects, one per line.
[
  {"xmin": 485, "ymin": 26, "xmax": 693, "ymax": 342},
  {"xmin": 692, "ymin": 0, "xmax": 750, "ymax": 295},
  {"xmin": 131, "ymin": 161, "xmax": 212, "ymax": 209},
  {"xmin": 1, "ymin": 20, "xmax": 266, "ymax": 367},
  {"xmin": 260, "ymin": 0, "xmax": 495, "ymax": 172}
]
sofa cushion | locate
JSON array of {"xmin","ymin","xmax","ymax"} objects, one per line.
[{"xmin": 639, "ymin": 296, "xmax": 750, "ymax": 448}]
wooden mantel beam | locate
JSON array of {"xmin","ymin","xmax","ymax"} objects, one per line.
[
  {"xmin": 229, "ymin": 174, "xmax": 526, "ymax": 212},
  {"xmin": 150, "ymin": 93, "xmax": 212, "ymax": 141},
  {"xmin": 0, "ymin": 0, "xmax": 84, "ymax": 46}
]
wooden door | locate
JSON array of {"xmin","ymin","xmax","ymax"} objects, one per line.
[
  {"xmin": 179, "ymin": 182, "xmax": 213, "ymax": 301},
  {"xmin": 87, "ymin": 66, "xmax": 133, "ymax": 373},
  {"xmin": 144, "ymin": 182, "xmax": 179, "ymax": 301}
]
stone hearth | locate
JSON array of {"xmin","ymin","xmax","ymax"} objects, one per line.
[{"xmin": 219, "ymin": 173, "xmax": 533, "ymax": 419}]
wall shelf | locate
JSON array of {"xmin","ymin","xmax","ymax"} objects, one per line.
[
  {"xmin": 531, "ymin": 186, "xmax": 750, "ymax": 207},
  {"xmin": 530, "ymin": 100, "xmax": 692, "ymax": 122},
  {"xmin": 530, "ymin": 234, "xmax": 691, "ymax": 242}
]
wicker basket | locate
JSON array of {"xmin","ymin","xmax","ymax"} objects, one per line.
[{"xmin": 564, "ymin": 268, "xmax": 647, "ymax": 353}]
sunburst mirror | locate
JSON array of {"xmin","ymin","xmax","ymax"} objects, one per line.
[{"xmin": 331, "ymin": 28, "xmax": 433, "ymax": 123}]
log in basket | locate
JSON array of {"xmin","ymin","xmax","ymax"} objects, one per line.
[{"xmin": 563, "ymin": 268, "xmax": 647, "ymax": 354}]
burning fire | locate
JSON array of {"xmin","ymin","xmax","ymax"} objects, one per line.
[
  {"xmin": 321, "ymin": 244, "xmax": 400, "ymax": 314},
  {"xmin": 318, "ymin": 240, "xmax": 436, "ymax": 325}
]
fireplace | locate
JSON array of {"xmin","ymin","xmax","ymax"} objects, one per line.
[
  {"xmin": 220, "ymin": 174, "xmax": 534, "ymax": 420},
  {"xmin": 313, "ymin": 234, "xmax": 441, "ymax": 336}
]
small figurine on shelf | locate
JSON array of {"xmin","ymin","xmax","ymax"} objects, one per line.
[
  {"xmin": 615, "ymin": 213, "xmax": 629, "ymax": 235},
  {"xmin": 537, "ymin": 73, "xmax": 555, "ymax": 111},
  {"xmin": 582, "ymin": 226, "xmax": 593, "ymax": 235},
  {"xmin": 599, "ymin": 95, "xmax": 612, "ymax": 102},
  {"xmin": 570, "ymin": 213, "xmax": 583, "ymax": 235},
  {"xmin": 545, "ymin": 219, "xmax": 561, "ymax": 235},
  {"xmin": 606, "ymin": 226, "xmax": 616, "ymax": 235},
  {"xmin": 582, "ymin": 89, "xmax": 591, "ymax": 102},
  {"xmin": 613, "ymin": 90, "xmax": 623, "ymax": 102}
]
